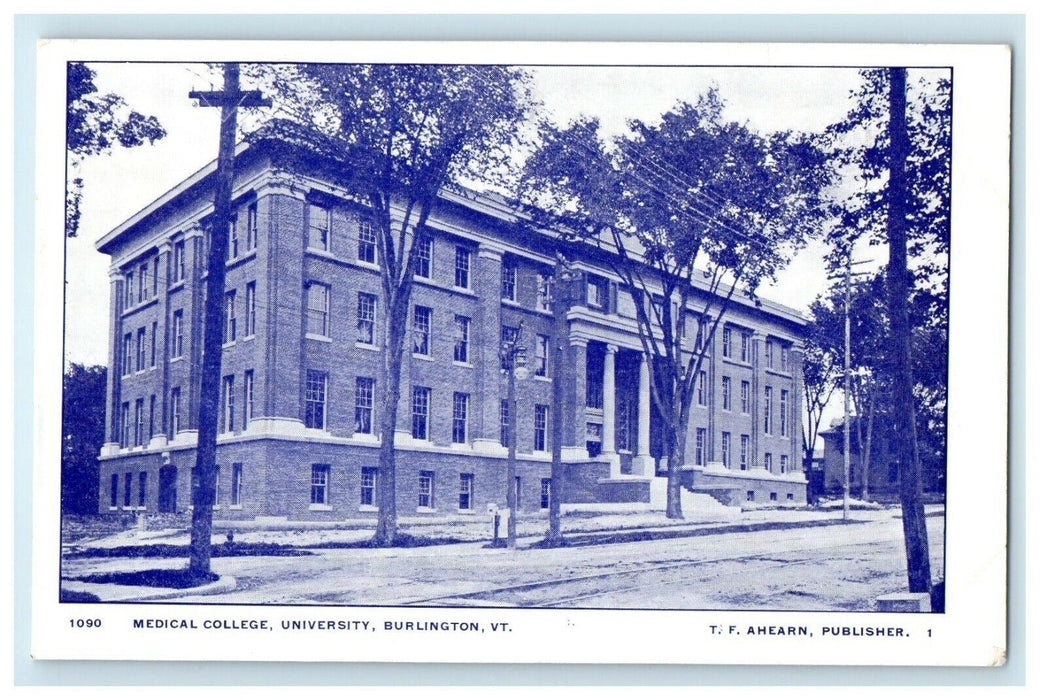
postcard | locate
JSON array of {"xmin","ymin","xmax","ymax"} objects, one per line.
[{"xmin": 30, "ymin": 39, "xmax": 1010, "ymax": 665}]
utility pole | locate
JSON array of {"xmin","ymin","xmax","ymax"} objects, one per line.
[
  {"xmin": 186, "ymin": 63, "xmax": 269, "ymax": 579},
  {"xmin": 830, "ymin": 251, "xmax": 872, "ymax": 522},
  {"xmin": 502, "ymin": 322, "xmax": 527, "ymax": 549}
]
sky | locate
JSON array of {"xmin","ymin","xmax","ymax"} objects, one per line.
[{"xmin": 66, "ymin": 61, "xmax": 880, "ymax": 369}]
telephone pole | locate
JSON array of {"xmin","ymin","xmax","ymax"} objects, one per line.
[
  {"xmin": 829, "ymin": 251, "xmax": 872, "ymax": 522},
  {"xmin": 187, "ymin": 63, "xmax": 269, "ymax": 579}
]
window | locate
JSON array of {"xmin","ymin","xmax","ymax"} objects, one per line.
[
  {"xmin": 746, "ymin": 490, "xmax": 755, "ymax": 502},
  {"xmin": 781, "ymin": 344, "xmax": 789, "ymax": 371},
  {"xmin": 125, "ymin": 271, "xmax": 135, "ymax": 307},
  {"xmin": 246, "ymin": 202, "xmax": 258, "ymax": 251},
  {"xmin": 780, "ymin": 389, "xmax": 789, "ymax": 436},
  {"xmin": 763, "ymin": 386, "xmax": 772, "ymax": 434},
  {"xmin": 224, "ymin": 290, "xmax": 237, "ymax": 343},
  {"xmin": 138, "ymin": 263, "xmax": 148, "ymax": 303},
  {"xmin": 306, "ymin": 283, "xmax": 330, "ymax": 337},
  {"xmin": 245, "ymin": 281, "xmax": 256, "ymax": 336},
  {"xmin": 740, "ymin": 435, "xmax": 750, "ymax": 471},
  {"xmin": 501, "ymin": 259, "xmax": 517, "ymax": 301},
  {"xmin": 228, "ymin": 213, "xmax": 239, "ymax": 260},
  {"xmin": 586, "ymin": 274, "xmax": 609, "ymax": 311},
  {"xmin": 360, "ymin": 467, "xmax": 378, "ymax": 506},
  {"xmin": 305, "ymin": 370, "xmax": 327, "ymax": 429},
  {"xmin": 124, "ymin": 472, "xmax": 133, "ymax": 507},
  {"xmin": 149, "ymin": 394, "xmax": 156, "ymax": 437},
  {"xmin": 238, "ymin": 370, "xmax": 250, "ymax": 427},
  {"xmin": 540, "ymin": 478, "xmax": 552, "ymax": 509},
  {"xmin": 412, "ymin": 306, "xmax": 432, "ymax": 356},
  {"xmin": 123, "ymin": 333, "xmax": 133, "ymax": 375},
  {"xmin": 765, "ymin": 452, "xmax": 773, "ymax": 472},
  {"xmin": 138, "ymin": 471, "xmax": 148, "ymax": 507},
  {"xmin": 222, "ymin": 375, "xmax": 235, "ymax": 433},
  {"xmin": 535, "ymin": 334, "xmax": 549, "ymax": 377},
  {"xmin": 453, "ymin": 315, "xmax": 470, "ymax": 363},
  {"xmin": 722, "ymin": 431, "xmax": 732, "ymax": 468},
  {"xmin": 171, "ymin": 310, "xmax": 184, "ymax": 358},
  {"xmin": 170, "ymin": 387, "xmax": 181, "ymax": 438},
  {"xmin": 722, "ymin": 326, "xmax": 732, "ymax": 358},
  {"xmin": 120, "ymin": 402, "xmax": 130, "ymax": 447},
  {"xmin": 173, "ymin": 240, "xmax": 186, "ymax": 283},
  {"xmin": 150, "ymin": 322, "xmax": 158, "ymax": 368},
  {"xmin": 454, "ymin": 246, "xmax": 471, "ymax": 289},
  {"xmin": 134, "ymin": 399, "xmax": 144, "ymax": 446},
  {"xmin": 770, "ymin": 492, "xmax": 778, "ymax": 502},
  {"xmin": 741, "ymin": 332, "xmax": 751, "ymax": 363},
  {"xmin": 780, "ymin": 455, "xmax": 789, "ymax": 474},
  {"xmin": 231, "ymin": 463, "xmax": 243, "ymax": 506},
  {"xmin": 695, "ymin": 427, "xmax": 706, "ymax": 466},
  {"xmin": 537, "ymin": 273, "xmax": 551, "ymax": 311},
  {"xmin": 698, "ymin": 370, "xmax": 707, "ymax": 406},
  {"xmin": 357, "ymin": 292, "xmax": 376, "ymax": 345},
  {"xmin": 110, "ymin": 474, "xmax": 118, "ymax": 508},
  {"xmin": 459, "ymin": 474, "xmax": 474, "ymax": 510},
  {"xmin": 452, "ymin": 392, "xmax": 469, "ymax": 444},
  {"xmin": 585, "ymin": 353, "xmax": 603, "ymax": 409},
  {"xmin": 411, "ymin": 386, "xmax": 431, "ymax": 440},
  {"xmin": 354, "ymin": 377, "xmax": 374, "ymax": 435},
  {"xmin": 310, "ymin": 464, "xmax": 330, "ymax": 505},
  {"xmin": 152, "ymin": 257, "xmax": 160, "ymax": 297},
  {"xmin": 534, "ymin": 404, "xmax": 549, "ymax": 451},
  {"xmin": 413, "ymin": 234, "xmax": 432, "ymax": 278},
  {"xmin": 308, "ymin": 204, "xmax": 330, "ymax": 251},
  {"xmin": 418, "ymin": 470, "xmax": 435, "ymax": 509},
  {"xmin": 136, "ymin": 327, "xmax": 146, "ymax": 371},
  {"xmin": 500, "ymin": 399, "xmax": 510, "ymax": 447},
  {"xmin": 765, "ymin": 339, "xmax": 774, "ymax": 369},
  {"xmin": 787, "ymin": 493, "xmax": 794, "ymax": 502},
  {"xmin": 500, "ymin": 325, "xmax": 519, "ymax": 370},
  {"xmin": 740, "ymin": 381, "xmax": 750, "ymax": 414},
  {"xmin": 722, "ymin": 376, "xmax": 731, "ymax": 411},
  {"xmin": 514, "ymin": 476, "xmax": 522, "ymax": 510},
  {"xmin": 357, "ymin": 219, "xmax": 376, "ymax": 263}
]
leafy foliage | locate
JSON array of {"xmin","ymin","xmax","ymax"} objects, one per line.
[
  {"xmin": 521, "ymin": 87, "xmax": 831, "ymax": 517},
  {"xmin": 62, "ymin": 363, "xmax": 107, "ymax": 514},
  {"xmin": 65, "ymin": 63, "xmax": 166, "ymax": 237},
  {"xmin": 246, "ymin": 63, "xmax": 536, "ymax": 544}
]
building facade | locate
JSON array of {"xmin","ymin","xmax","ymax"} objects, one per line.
[{"xmin": 94, "ymin": 136, "xmax": 808, "ymax": 520}]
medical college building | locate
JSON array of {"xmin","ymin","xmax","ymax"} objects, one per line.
[{"xmin": 94, "ymin": 133, "xmax": 808, "ymax": 520}]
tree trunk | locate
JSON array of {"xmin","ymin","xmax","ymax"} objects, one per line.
[
  {"xmin": 664, "ymin": 408, "xmax": 685, "ymax": 520},
  {"xmin": 373, "ymin": 294, "xmax": 409, "ymax": 547},
  {"xmin": 188, "ymin": 63, "xmax": 239, "ymax": 580},
  {"xmin": 886, "ymin": 66, "xmax": 932, "ymax": 594}
]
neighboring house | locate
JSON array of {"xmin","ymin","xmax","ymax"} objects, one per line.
[
  {"xmin": 819, "ymin": 417, "xmax": 944, "ymax": 500},
  {"xmin": 94, "ymin": 132, "xmax": 808, "ymax": 519}
]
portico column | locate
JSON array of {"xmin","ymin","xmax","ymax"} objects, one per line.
[
  {"xmin": 634, "ymin": 355, "xmax": 655, "ymax": 476},
  {"xmin": 601, "ymin": 344, "xmax": 617, "ymax": 455}
]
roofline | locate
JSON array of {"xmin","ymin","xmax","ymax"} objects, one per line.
[{"xmin": 95, "ymin": 134, "xmax": 808, "ymax": 328}]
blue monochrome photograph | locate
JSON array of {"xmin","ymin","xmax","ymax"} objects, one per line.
[{"xmin": 58, "ymin": 58, "xmax": 953, "ymax": 615}]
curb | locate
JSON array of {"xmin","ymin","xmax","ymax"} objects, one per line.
[{"xmin": 62, "ymin": 575, "xmax": 238, "ymax": 603}]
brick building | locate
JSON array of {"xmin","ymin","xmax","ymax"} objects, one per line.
[{"xmin": 94, "ymin": 134, "xmax": 808, "ymax": 520}]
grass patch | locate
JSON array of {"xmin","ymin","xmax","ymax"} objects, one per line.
[
  {"xmin": 66, "ymin": 541, "xmax": 312, "ymax": 559},
  {"xmin": 68, "ymin": 568, "xmax": 219, "ymax": 589},
  {"xmin": 313, "ymin": 533, "xmax": 465, "ymax": 549},
  {"xmin": 60, "ymin": 588, "xmax": 101, "ymax": 602}
]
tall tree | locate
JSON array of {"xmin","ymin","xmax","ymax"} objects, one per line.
[
  {"xmin": 253, "ymin": 64, "xmax": 535, "ymax": 545},
  {"xmin": 65, "ymin": 62, "xmax": 166, "ymax": 237},
  {"xmin": 825, "ymin": 67, "xmax": 950, "ymax": 593},
  {"xmin": 62, "ymin": 363, "xmax": 107, "ymax": 514},
  {"xmin": 521, "ymin": 90, "xmax": 829, "ymax": 518}
]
